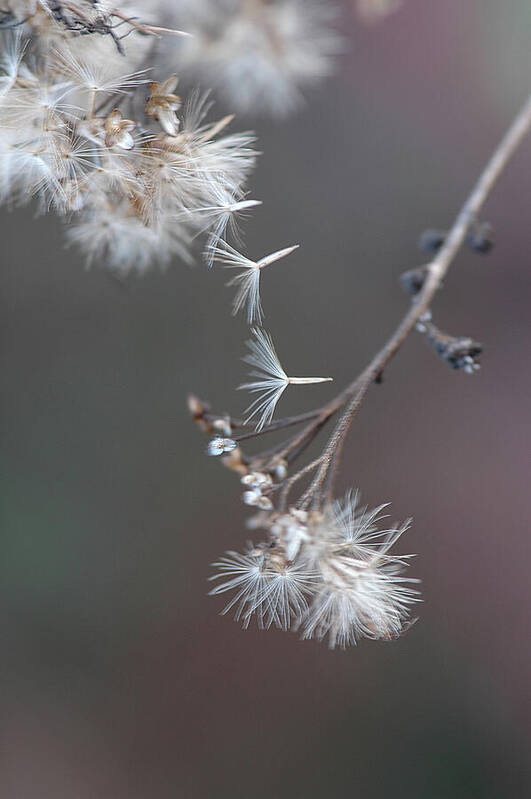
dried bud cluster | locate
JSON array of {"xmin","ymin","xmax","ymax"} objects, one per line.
[
  {"xmin": 210, "ymin": 492, "xmax": 419, "ymax": 648},
  {"xmin": 427, "ymin": 327, "xmax": 482, "ymax": 373},
  {"xmin": 416, "ymin": 317, "xmax": 482, "ymax": 373}
]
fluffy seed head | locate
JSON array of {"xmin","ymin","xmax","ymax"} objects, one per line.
[{"xmin": 210, "ymin": 492, "xmax": 420, "ymax": 647}]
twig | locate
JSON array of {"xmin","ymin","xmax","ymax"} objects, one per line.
[{"xmin": 301, "ymin": 90, "xmax": 531, "ymax": 505}]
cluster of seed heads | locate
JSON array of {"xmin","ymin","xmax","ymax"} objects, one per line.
[
  {"xmin": 190, "ymin": 386, "xmax": 420, "ymax": 648},
  {"xmin": 208, "ymin": 492, "xmax": 419, "ymax": 648},
  {"xmin": 0, "ymin": 18, "xmax": 261, "ymax": 273},
  {"xmin": 3, "ymin": 1, "xmax": 420, "ymax": 649}
]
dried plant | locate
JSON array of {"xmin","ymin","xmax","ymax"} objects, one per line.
[
  {"xmin": 4, "ymin": 2, "xmax": 528, "ymax": 650},
  {"xmin": 191, "ymin": 91, "xmax": 531, "ymax": 647},
  {"xmin": 211, "ymin": 242, "xmax": 299, "ymax": 322}
]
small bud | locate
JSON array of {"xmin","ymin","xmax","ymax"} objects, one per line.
[
  {"xmin": 243, "ymin": 489, "xmax": 261, "ymax": 507},
  {"xmin": 188, "ymin": 394, "xmax": 211, "ymax": 432},
  {"xmin": 272, "ymin": 460, "xmax": 288, "ymax": 481},
  {"xmin": 221, "ymin": 448, "xmax": 248, "ymax": 476},
  {"xmin": 400, "ymin": 265, "xmax": 428, "ymax": 296},
  {"xmin": 212, "ymin": 418, "xmax": 232, "ymax": 437},
  {"xmin": 187, "ymin": 396, "xmax": 203, "ymax": 417},
  {"xmin": 207, "ymin": 437, "xmax": 237, "ymax": 456},
  {"xmin": 419, "ymin": 229, "xmax": 447, "ymax": 253},
  {"xmin": 242, "ymin": 472, "xmax": 272, "ymax": 489},
  {"xmin": 467, "ymin": 221, "xmax": 494, "ymax": 254},
  {"xmin": 461, "ymin": 355, "xmax": 481, "ymax": 374}
]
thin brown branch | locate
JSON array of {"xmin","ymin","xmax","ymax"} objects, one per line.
[{"xmin": 294, "ymin": 91, "xmax": 531, "ymax": 506}]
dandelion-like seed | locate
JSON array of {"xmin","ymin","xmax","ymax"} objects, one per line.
[
  {"xmin": 189, "ymin": 180, "xmax": 261, "ymax": 266},
  {"xmin": 300, "ymin": 560, "xmax": 417, "ymax": 648},
  {"xmin": 51, "ymin": 48, "xmax": 149, "ymax": 101},
  {"xmin": 209, "ymin": 549, "xmax": 315, "ymax": 630},
  {"xmin": 212, "ymin": 241, "xmax": 298, "ymax": 322},
  {"xmin": 240, "ymin": 328, "xmax": 333, "ymax": 430},
  {"xmin": 332, "ymin": 490, "xmax": 390, "ymax": 550}
]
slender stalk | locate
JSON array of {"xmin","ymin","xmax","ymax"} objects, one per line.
[
  {"xmin": 226, "ymin": 407, "xmax": 322, "ymax": 433},
  {"xmin": 276, "ymin": 456, "xmax": 324, "ymax": 510}
]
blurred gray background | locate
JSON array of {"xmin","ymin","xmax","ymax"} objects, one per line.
[{"xmin": 2, "ymin": 1, "xmax": 531, "ymax": 796}]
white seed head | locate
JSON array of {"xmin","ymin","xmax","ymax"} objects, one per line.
[
  {"xmin": 0, "ymin": 26, "xmax": 257, "ymax": 272},
  {"xmin": 209, "ymin": 549, "xmax": 315, "ymax": 630},
  {"xmin": 210, "ymin": 492, "xmax": 420, "ymax": 647}
]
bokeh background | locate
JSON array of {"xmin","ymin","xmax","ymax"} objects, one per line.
[{"xmin": 2, "ymin": 1, "xmax": 531, "ymax": 796}]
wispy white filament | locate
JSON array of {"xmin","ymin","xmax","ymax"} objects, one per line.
[
  {"xmin": 209, "ymin": 550, "xmax": 314, "ymax": 630},
  {"xmin": 213, "ymin": 242, "xmax": 298, "ymax": 322},
  {"xmin": 240, "ymin": 328, "xmax": 332, "ymax": 430}
]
